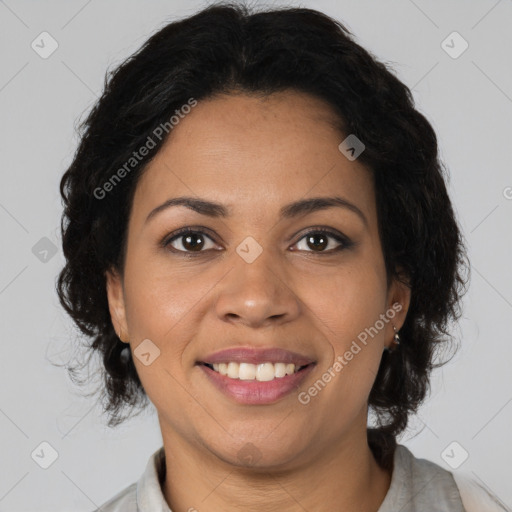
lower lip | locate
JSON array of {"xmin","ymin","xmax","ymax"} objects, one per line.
[{"xmin": 198, "ymin": 363, "xmax": 316, "ymax": 405}]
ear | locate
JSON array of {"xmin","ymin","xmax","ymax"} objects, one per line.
[
  {"xmin": 385, "ymin": 269, "xmax": 411, "ymax": 349},
  {"xmin": 105, "ymin": 267, "xmax": 130, "ymax": 343}
]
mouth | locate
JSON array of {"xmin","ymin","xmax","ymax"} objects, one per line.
[
  {"xmin": 197, "ymin": 346, "xmax": 315, "ymax": 380},
  {"xmin": 199, "ymin": 361, "xmax": 312, "ymax": 381},
  {"xmin": 196, "ymin": 346, "xmax": 316, "ymax": 404}
]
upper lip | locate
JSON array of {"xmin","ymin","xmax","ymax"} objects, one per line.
[{"xmin": 199, "ymin": 347, "xmax": 316, "ymax": 366}]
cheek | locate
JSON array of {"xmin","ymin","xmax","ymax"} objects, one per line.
[
  {"xmin": 296, "ymin": 263, "xmax": 388, "ymax": 401},
  {"xmin": 122, "ymin": 252, "xmax": 213, "ymax": 342},
  {"xmin": 120, "ymin": 256, "xmax": 217, "ymax": 402},
  {"xmin": 299, "ymin": 262, "xmax": 388, "ymax": 348},
  {"xmin": 121, "ymin": 259, "xmax": 207, "ymax": 416}
]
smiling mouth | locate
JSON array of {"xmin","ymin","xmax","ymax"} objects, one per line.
[{"xmin": 200, "ymin": 361, "xmax": 313, "ymax": 381}]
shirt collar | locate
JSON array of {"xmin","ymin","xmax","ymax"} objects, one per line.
[{"xmin": 136, "ymin": 446, "xmax": 172, "ymax": 512}]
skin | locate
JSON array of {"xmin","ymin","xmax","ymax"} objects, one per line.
[{"xmin": 106, "ymin": 90, "xmax": 411, "ymax": 512}]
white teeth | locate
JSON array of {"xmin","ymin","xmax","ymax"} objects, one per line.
[
  {"xmin": 239, "ymin": 362, "xmax": 257, "ymax": 380},
  {"xmin": 274, "ymin": 362, "xmax": 286, "ymax": 378},
  {"xmin": 256, "ymin": 362, "xmax": 275, "ymax": 382},
  {"xmin": 208, "ymin": 361, "xmax": 301, "ymax": 380},
  {"xmin": 227, "ymin": 362, "xmax": 239, "ymax": 379}
]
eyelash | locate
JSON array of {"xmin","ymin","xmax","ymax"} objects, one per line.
[{"xmin": 160, "ymin": 226, "xmax": 354, "ymax": 257}]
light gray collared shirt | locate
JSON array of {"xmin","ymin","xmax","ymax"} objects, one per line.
[{"xmin": 93, "ymin": 443, "xmax": 506, "ymax": 511}]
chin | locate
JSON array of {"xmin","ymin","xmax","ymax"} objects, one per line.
[{"xmin": 205, "ymin": 435, "xmax": 308, "ymax": 472}]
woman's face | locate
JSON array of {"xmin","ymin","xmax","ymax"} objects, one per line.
[{"xmin": 107, "ymin": 90, "xmax": 410, "ymax": 469}]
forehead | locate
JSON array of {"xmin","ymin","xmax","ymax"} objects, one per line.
[{"xmin": 131, "ymin": 91, "xmax": 375, "ymax": 226}]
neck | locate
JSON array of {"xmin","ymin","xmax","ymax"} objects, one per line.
[{"xmin": 160, "ymin": 421, "xmax": 393, "ymax": 512}]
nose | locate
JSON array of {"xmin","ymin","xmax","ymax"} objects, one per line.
[{"xmin": 214, "ymin": 244, "xmax": 301, "ymax": 329}]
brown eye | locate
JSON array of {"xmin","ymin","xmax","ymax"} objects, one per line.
[
  {"xmin": 305, "ymin": 232, "xmax": 329, "ymax": 251},
  {"xmin": 164, "ymin": 229, "xmax": 217, "ymax": 253},
  {"xmin": 292, "ymin": 229, "xmax": 351, "ymax": 253}
]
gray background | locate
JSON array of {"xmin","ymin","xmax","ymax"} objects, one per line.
[{"xmin": 1, "ymin": 0, "xmax": 511, "ymax": 510}]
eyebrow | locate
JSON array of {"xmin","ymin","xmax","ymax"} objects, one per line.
[{"xmin": 145, "ymin": 195, "xmax": 368, "ymax": 227}]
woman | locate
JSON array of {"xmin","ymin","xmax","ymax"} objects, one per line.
[{"xmin": 57, "ymin": 3, "xmax": 506, "ymax": 511}]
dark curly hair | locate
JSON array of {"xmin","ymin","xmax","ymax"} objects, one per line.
[{"xmin": 56, "ymin": 1, "xmax": 469, "ymax": 467}]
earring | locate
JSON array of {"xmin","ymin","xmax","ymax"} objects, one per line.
[
  {"xmin": 392, "ymin": 325, "xmax": 401, "ymax": 347},
  {"xmin": 120, "ymin": 344, "xmax": 131, "ymax": 363},
  {"xmin": 385, "ymin": 325, "xmax": 401, "ymax": 353}
]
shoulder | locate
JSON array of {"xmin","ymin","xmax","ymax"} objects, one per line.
[
  {"xmin": 452, "ymin": 472, "xmax": 511, "ymax": 512},
  {"xmin": 378, "ymin": 444, "xmax": 464, "ymax": 511},
  {"xmin": 394, "ymin": 444, "xmax": 466, "ymax": 508},
  {"xmin": 92, "ymin": 482, "xmax": 137, "ymax": 512},
  {"xmin": 385, "ymin": 445, "xmax": 509, "ymax": 512},
  {"xmin": 91, "ymin": 446, "xmax": 170, "ymax": 512}
]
